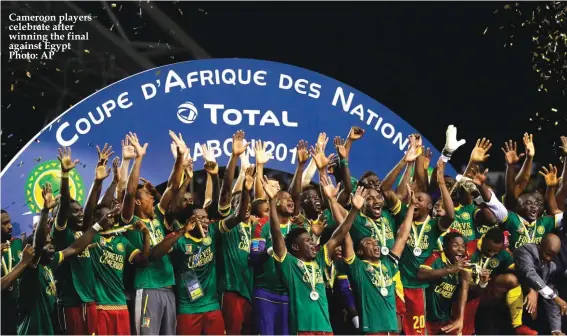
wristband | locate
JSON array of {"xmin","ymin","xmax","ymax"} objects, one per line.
[
  {"xmin": 340, "ymin": 159, "xmax": 349, "ymax": 168},
  {"xmin": 479, "ymin": 281, "xmax": 488, "ymax": 288},
  {"xmin": 61, "ymin": 172, "xmax": 69, "ymax": 178},
  {"xmin": 267, "ymin": 247, "xmax": 274, "ymax": 257},
  {"xmin": 441, "ymin": 148, "xmax": 453, "ymax": 158},
  {"xmin": 440, "ymin": 155, "xmax": 450, "ymax": 163},
  {"xmin": 93, "ymin": 223, "xmax": 103, "ymax": 232}
]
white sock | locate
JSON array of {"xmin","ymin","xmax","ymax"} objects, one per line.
[{"xmin": 352, "ymin": 316, "xmax": 360, "ymax": 329}]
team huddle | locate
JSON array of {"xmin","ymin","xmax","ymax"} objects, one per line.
[{"xmin": 1, "ymin": 125, "xmax": 566, "ymax": 335}]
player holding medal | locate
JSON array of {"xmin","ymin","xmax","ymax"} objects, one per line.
[
  {"xmin": 343, "ymin": 186, "xmax": 416, "ymax": 334},
  {"xmin": 264, "ymin": 173, "xmax": 367, "ymax": 335}
]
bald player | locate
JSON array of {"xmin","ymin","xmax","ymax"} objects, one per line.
[{"xmin": 514, "ymin": 234, "xmax": 567, "ymax": 335}]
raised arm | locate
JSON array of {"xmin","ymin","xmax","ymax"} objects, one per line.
[
  {"xmin": 222, "ymin": 166, "xmax": 255, "ymax": 231},
  {"xmin": 334, "ymin": 136, "xmax": 354, "ymax": 206},
  {"xmin": 254, "ymin": 140, "xmax": 271, "ymax": 200},
  {"xmin": 381, "ymin": 135, "xmax": 419, "ymax": 192},
  {"xmin": 100, "ymin": 157, "xmax": 121, "ymax": 208},
  {"xmin": 539, "ymin": 165, "xmax": 562, "ymax": 215},
  {"xmin": 232, "ymin": 152, "xmax": 250, "ymax": 195},
  {"xmin": 84, "ymin": 144, "xmax": 113, "ymax": 229},
  {"xmin": 35, "ymin": 182, "xmax": 58, "ymax": 260},
  {"xmin": 414, "ymin": 143, "xmax": 428, "ymax": 192},
  {"xmin": 344, "ymin": 126, "xmax": 365, "ymax": 158},
  {"xmin": 289, "ymin": 140, "xmax": 309, "ymax": 216},
  {"xmin": 462, "ymin": 138, "xmax": 492, "ymax": 178},
  {"xmin": 501, "ymin": 140, "xmax": 525, "ymax": 209},
  {"xmin": 159, "ymin": 132, "xmax": 189, "ymax": 212},
  {"xmin": 515, "ymin": 133, "xmax": 535, "ymax": 197},
  {"xmin": 219, "ymin": 131, "xmax": 248, "ymax": 211},
  {"xmin": 121, "ymin": 133, "xmax": 148, "ymax": 222},
  {"xmin": 117, "ymin": 136, "xmax": 136, "ymax": 203},
  {"xmin": 320, "ymin": 175, "xmax": 348, "ymax": 224},
  {"xmin": 437, "ymin": 159, "xmax": 455, "ymax": 230},
  {"xmin": 55, "ymin": 147, "xmax": 80, "ymax": 229},
  {"xmin": 390, "ymin": 187, "xmax": 416, "ymax": 256},
  {"xmin": 556, "ymin": 136, "xmax": 567, "ymax": 211},
  {"xmin": 310, "ymin": 136, "xmax": 336, "ymax": 204},
  {"xmin": 170, "ymin": 165, "xmax": 194, "ymax": 214},
  {"xmin": 325, "ymin": 186, "xmax": 368, "ymax": 253},
  {"xmin": 260, "ymin": 176, "xmax": 286, "ymax": 259},
  {"xmin": 1, "ymin": 245, "xmax": 34, "ymax": 291},
  {"xmin": 469, "ymin": 167, "xmax": 509, "ymax": 222},
  {"xmin": 396, "ymin": 162, "xmax": 413, "ymax": 201}
]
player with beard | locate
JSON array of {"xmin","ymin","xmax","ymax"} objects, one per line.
[
  {"xmin": 383, "ymin": 158, "xmax": 456, "ymax": 335},
  {"xmin": 120, "ymin": 131, "xmax": 187, "ymax": 335},
  {"xmin": 18, "ymin": 183, "xmax": 120, "ymax": 335},
  {"xmin": 51, "ymin": 146, "xmax": 108, "ymax": 335},
  {"xmin": 1, "ymin": 208, "xmax": 24, "ymax": 335},
  {"xmin": 343, "ymin": 186, "xmax": 415, "ymax": 335},
  {"xmin": 264, "ymin": 173, "xmax": 368, "ymax": 335},
  {"xmin": 418, "ymin": 232, "xmax": 471, "ymax": 335}
]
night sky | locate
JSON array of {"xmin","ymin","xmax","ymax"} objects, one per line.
[{"xmin": 2, "ymin": 1, "xmax": 565, "ymax": 172}]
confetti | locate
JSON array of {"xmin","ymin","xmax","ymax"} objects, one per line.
[
  {"xmin": 178, "ymin": 8, "xmax": 183, "ymax": 15},
  {"xmin": 34, "ymin": 157, "xmax": 42, "ymax": 162},
  {"xmin": 6, "ymin": 104, "xmax": 11, "ymax": 109},
  {"xmin": 10, "ymin": 84, "xmax": 14, "ymax": 91},
  {"xmin": 84, "ymin": 49, "xmax": 90, "ymax": 54},
  {"xmin": 56, "ymin": 68, "xmax": 61, "ymax": 72},
  {"xmin": 483, "ymin": 27, "xmax": 488, "ymax": 34},
  {"xmin": 110, "ymin": 24, "xmax": 114, "ymax": 31},
  {"xmin": 111, "ymin": 3, "xmax": 116, "ymax": 7},
  {"xmin": 17, "ymin": 161, "xmax": 23, "ymax": 167},
  {"xmin": 26, "ymin": 71, "xmax": 31, "ymax": 78},
  {"xmin": 7, "ymin": 134, "xmax": 13, "ymax": 139},
  {"xmin": 551, "ymin": 108, "xmax": 558, "ymax": 112},
  {"xmin": 32, "ymin": 106, "xmax": 35, "ymax": 110}
]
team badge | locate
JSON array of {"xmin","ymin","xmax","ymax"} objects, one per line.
[
  {"xmin": 142, "ymin": 317, "xmax": 151, "ymax": 328},
  {"xmin": 203, "ymin": 237, "xmax": 212, "ymax": 246},
  {"xmin": 489, "ymin": 259, "xmax": 499, "ymax": 268},
  {"xmin": 185, "ymin": 244, "xmax": 193, "ymax": 255},
  {"xmin": 25, "ymin": 160, "xmax": 85, "ymax": 213},
  {"xmin": 537, "ymin": 226, "xmax": 545, "ymax": 235},
  {"xmin": 116, "ymin": 243, "xmax": 125, "ymax": 253},
  {"xmin": 461, "ymin": 213, "xmax": 471, "ymax": 221},
  {"xmin": 424, "ymin": 224, "xmax": 431, "ymax": 233}
]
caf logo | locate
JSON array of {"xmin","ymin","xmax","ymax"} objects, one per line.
[
  {"xmin": 177, "ymin": 102, "xmax": 198, "ymax": 124},
  {"xmin": 537, "ymin": 226, "xmax": 545, "ymax": 235},
  {"xmin": 461, "ymin": 213, "xmax": 471, "ymax": 221},
  {"xmin": 117, "ymin": 243, "xmax": 125, "ymax": 253},
  {"xmin": 489, "ymin": 258, "xmax": 500, "ymax": 268},
  {"xmin": 25, "ymin": 160, "xmax": 85, "ymax": 213},
  {"xmin": 424, "ymin": 224, "xmax": 431, "ymax": 233}
]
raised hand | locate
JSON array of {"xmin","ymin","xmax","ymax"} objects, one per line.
[
  {"xmin": 169, "ymin": 131, "xmax": 188, "ymax": 158},
  {"xmin": 309, "ymin": 144, "xmax": 336, "ymax": 170},
  {"xmin": 350, "ymin": 186, "xmax": 367, "ymax": 210},
  {"xmin": 443, "ymin": 125, "xmax": 466, "ymax": 155},
  {"xmin": 112, "ymin": 157, "xmax": 121, "ymax": 183},
  {"xmin": 200, "ymin": 143, "xmax": 216, "ymax": 163},
  {"xmin": 296, "ymin": 140, "xmax": 310, "ymax": 164},
  {"xmin": 261, "ymin": 175, "xmax": 278, "ymax": 200},
  {"xmin": 127, "ymin": 132, "xmax": 148, "ymax": 157},
  {"xmin": 408, "ymin": 184, "xmax": 417, "ymax": 205},
  {"xmin": 436, "ymin": 158, "xmax": 446, "ymax": 183},
  {"xmin": 501, "ymin": 140, "xmax": 525, "ymax": 165},
  {"xmin": 121, "ymin": 135, "xmax": 137, "ymax": 160},
  {"xmin": 320, "ymin": 174, "xmax": 341, "ymax": 200},
  {"xmin": 560, "ymin": 136, "xmax": 567, "ymax": 157},
  {"xmin": 97, "ymin": 143, "xmax": 114, "ymax": 165},
  {"xmin": 204, "ymin": 161, "xmax": 218, "ymax": 175},
  {"xmin": 539, "ymin": 164, "xmax": 559, "ymax": 188},
  {"xmin": 468, "ymin": 167, "xmax": 489, "ymax": 186},
  {"xmin": 347, "ymin": 126, "xmax": 365, "ymax": 141},
  {"xmin": 42, "ymin": 182, "xmax": 57, "ymax": 210},
  {"xmin": 95, "ymin": 158, "xmax": 111, "ymax": 181},
  {"xmin": 254, "ymin": 140, "xmax": 271, "ymax": 165},
  {"xmin": 317, "ymin": 132, "xmax": 329, "ymax": 151},
  {"xmin": 244, "ymin": 165, "xmax": 255, "ymax": 191},
  {"xmin": 232, "ymin": 130, "xmax": 249, "ymax": 156},
  {"xmin": 21, "ymin": 244, "xmax": 35, "ymax": 265},
  {"xmin": 57, "ymin": 147, "xmax": 80, "ymax": 172},
  {"xmin": 470, "ymin": 138, "xmax": 492, "ymax": 163},
  {"xmin": 523, "ymin": 133, "xmax": 535, "ymax": 158},
  {"xmin": 414, "ymin": 134, "xmax": 423, "ymax": 148},
  {"xmin": 334, "ymin": 136, "xmax": 347, "ymax": 159},
  {"xmin": 403, "ymin": 136, "xmax": 420, "ymax": 162}
]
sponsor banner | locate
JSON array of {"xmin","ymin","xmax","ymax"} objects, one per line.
[{"xmin": 1, "ymin": 59, "xmax": 453, "ymax": 235}]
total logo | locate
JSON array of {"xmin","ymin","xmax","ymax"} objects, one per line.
[{"xmin": 176, "ymin": 103, "xmax": 299, "ymax": 127}]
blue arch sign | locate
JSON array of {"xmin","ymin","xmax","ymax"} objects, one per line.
[{"xmin": 1, "ymin": 58, "xmax": 453, "ymax": 235}]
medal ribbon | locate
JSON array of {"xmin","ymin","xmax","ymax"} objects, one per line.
[
  {"xmin": 1, "ymin": 243, "xmax": 12, "ymax": 274},
  {"xmin": 519, "ymin": 218, "xmax": 537, "ymax": 244},
  {"xmin": 44, "ymin": 266, "xmax": 55, "ymax": 291},
  {"xmin": 411, "ymin": 216, "xmax": 430, "ymax": 249},
  {"xmin": 324, "ymin": 263, "xmax": 337, "ymax": 289},
  {"xmin": 473, "ymin": 256, "xmax": 492, "ymax": 284},
  {"xmin": 367, "ymin": 217, "xmax": 387, "ymax": 248},
  {"xmin": 148, "ymin": 220, "xmax": 158, "ymax": 246},
  {"xmin": 299, "ymin": 260, "xmax": 317, "ymax": 293},
  {"xmin": 363, "ymin": 260, "xmax": 387, "ymax": 289},
  {"xmin": 240, "ymin": 222, "xmax": 252, "ymax": 249}
]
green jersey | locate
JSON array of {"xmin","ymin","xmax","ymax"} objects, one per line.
[
  {"xmin": 218, "ymin": 220, "xmax": 254, "ymax": 301},
  {"xmin": 2, "ymin": 238, "xmax": 23, "ymax": 302},
  {"xmin": 51, "ymin": 224, "xmax": 97, "ymax": 306},
  {"xmin": 420, "ymin": 254, "xmax": 463, "ymax": 323},
  {"xmin": 466, "ymin": 239, "xmax": 514, "ymax": 284},
  {"xmin": 122, "ymin": 205, "xmax": 175, "ymax": 289},
  {"xmin": 450, "ymin": 204, "xmax": 480, "ymax": 242},
  {"xmin": 17, "ymin": 252, "xmax": 62, "ymax": 335},
  {"xmin": 91, "ymin": 234, "xmax": 140, "ymax": 308},
  {"xmin": 274, "ymin": 245, "xmax": 333, "ymax": 334},
  {"xmin": 351, "ymin": 211, "xmax": 397, "ymax": 250},
  {"xmin": 345, "ymin": 253, "xmax": 399, "ymax": 333},
  {"xmin": 254, "ymin": 221, "xmax": 303, "ymax": 294},
  {"xmin": 502, "ymin": 212, "xmax": 560, "ymax": 251},
  {"xmin": 393, "ymin": 202, "xmax": 446, "ymax": 288},
  {"xmin": 171, "ymin": 221, "xmax": 223, "ymax": 314}
]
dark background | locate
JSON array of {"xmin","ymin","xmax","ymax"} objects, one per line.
[{"xmin": 2, "ymin": 1, "xmax": 566, "ymax": 172}]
